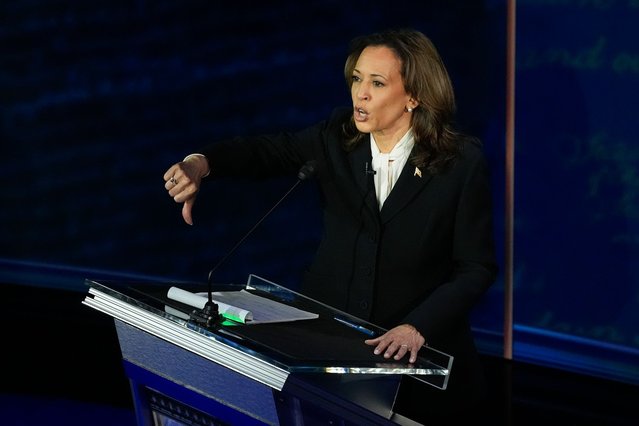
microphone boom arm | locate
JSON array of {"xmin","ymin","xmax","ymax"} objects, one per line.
[{"xmin": 189, "ymin": 161, "xmax": 317, "ymax": 330}]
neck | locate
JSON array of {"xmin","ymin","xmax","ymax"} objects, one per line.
[{"xmin": 372, "ymin": 127, "xmax": 411, "ymax": 153}]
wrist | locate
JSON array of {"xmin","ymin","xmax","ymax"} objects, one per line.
[{"xmin": 183, "ymin": 153, "xmax": 210, "ymax": 178}]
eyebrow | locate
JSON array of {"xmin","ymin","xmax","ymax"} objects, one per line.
[{"xmin": 353, "ymin": 68, "xmax": 389, "ymax": 80}]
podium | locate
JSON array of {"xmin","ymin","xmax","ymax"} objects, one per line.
[{"xmin": 83, "ymin": 275, "xmax": 453, "ymax": 425}]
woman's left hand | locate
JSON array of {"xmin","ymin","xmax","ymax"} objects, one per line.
[{"xmin": 365, "ymin": 324, "xmax": 425, "ymax": 364}]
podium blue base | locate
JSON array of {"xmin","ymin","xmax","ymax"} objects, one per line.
[{"xmin": 115, "ymin": 320, "xmax": 419, "ymax": 425}]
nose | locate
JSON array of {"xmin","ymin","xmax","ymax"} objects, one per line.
[{"xmin": 355, "ymin": 83, "xmax": 370, "ymax": 101}]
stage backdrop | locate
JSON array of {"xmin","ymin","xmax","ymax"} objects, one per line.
[
  {"xmin": 1, "ymin": 1, "xmax": 637, "ymax": 385},
  {"xmin": 513, "ymin": 0, "xmax": 639, "ymax": 383},
  {"xmin": 1, "ymin": 0, "xmax": 504, "ymax": 287}
]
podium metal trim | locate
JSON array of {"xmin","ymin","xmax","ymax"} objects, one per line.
[{"xmin": 83, "ymin": 287, "xmax": 290, "ymax": 390}]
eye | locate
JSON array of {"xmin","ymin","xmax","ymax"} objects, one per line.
[
  {"xmin": 373, "ymin": 80, "xmax": 385, "ymax": 88},
  {"xmin": 351, "ymin": 75, "xmax": 361, "ymax": 83}
]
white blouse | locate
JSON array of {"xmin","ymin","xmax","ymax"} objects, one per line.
[{"xmin": 370, "ymin": 130, "xmax": 415, "ymax": 210}]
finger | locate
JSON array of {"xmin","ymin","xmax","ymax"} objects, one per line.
[
  {"xmin": 163, "ymin": 164, "xmax": 180, "ymax": 181},
  {"xmin": 394, "ymin": 344, "xmax": 410, "ymax": 361},
  {"xmin": 165, "ymin": 178, "xmax": 178, "ymax": 191},
  {"xmin": 182, "ymin": 199, "xmax": 195, "ymax": 225},
  {"xmin": 384, "ymin": 342, "xmax": 403, "ymax": 359},
  {"xmin": 364, "ymin": 337, "xmax": 381, "ymax": 346},
  {"xmin": 408, "ymin": 348, "xmax": 418, "ymax": 364},
  {"xmin": 165, "ymin": 172, "xmax": 182, "ymax": 192},
  {"xmin": 373, "ymin": 340, "xmax": 390, "ymax": 356}
]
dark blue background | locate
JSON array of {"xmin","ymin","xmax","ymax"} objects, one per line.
[
  {"xmin": 1, "ymin": 0, "xmax": 504, "ymax": 286},
  {"xmin": 513, "ymin": 0, "xmax": 639, "ymax": 383},
  {"xmin": 2, "ymin": 0, "xmax": 637, "ymax": 385}
]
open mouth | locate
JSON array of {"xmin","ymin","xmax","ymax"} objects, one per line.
[{"xmin": 354, "ymin": 107, "xmax": 368, "ymax": 121}]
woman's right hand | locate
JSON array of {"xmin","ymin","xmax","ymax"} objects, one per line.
[{"xmin": 163, "ymin": 154, "xmax": 210, "ymax": 225}]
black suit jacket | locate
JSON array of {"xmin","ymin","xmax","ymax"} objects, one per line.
[{"xmin": 202, "ymin": 107, "xmax": 497, "ymax": 400}]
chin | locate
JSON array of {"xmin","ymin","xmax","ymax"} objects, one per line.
[{"xmin": 354, "ymin": 121, "xmax": 371, "ymax": 134}]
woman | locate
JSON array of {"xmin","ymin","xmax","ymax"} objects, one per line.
[{"xmin": 164, "ymin": 29, "xmax": 497, "ymax": 417}]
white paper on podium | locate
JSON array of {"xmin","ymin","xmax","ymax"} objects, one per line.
[{"xmin": 167, "ymin": 287, "xmax": 319, "ymax": 324}]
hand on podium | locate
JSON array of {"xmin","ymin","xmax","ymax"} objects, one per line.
[{"xmin": 365, "ymin": 323, "xmax": 425, "ymax": 364}]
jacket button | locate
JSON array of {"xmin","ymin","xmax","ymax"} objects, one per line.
[{"xmin": 359, "ymin": 300, "xmax": 368, "ymax": 310}]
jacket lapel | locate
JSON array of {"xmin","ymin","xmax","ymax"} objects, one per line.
[
  {"xmin": 349, "ymin": 141, "xmax": 379, "ymax": 214},
  {"xmin": 326, "ymin": 136, "xmax": 379, "ymax": 224},
  {"xmin": 380, "ymin": 160, "xmax": 432, "ymax": 224}
]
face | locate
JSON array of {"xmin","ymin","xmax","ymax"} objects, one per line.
[{"xmin": 351, "ymin": 46, "xmax": 416, "ymax": 142}]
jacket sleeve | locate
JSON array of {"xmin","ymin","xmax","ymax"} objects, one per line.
[
  {"xmin": 197, "ymin": 108, "xmax": 350, "ymax": 179},
  {"xmin": 403, "ymin": 145, "xmax": 498, "ymax": 343}
]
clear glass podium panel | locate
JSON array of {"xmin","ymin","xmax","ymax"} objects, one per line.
[{"xmin": 84, "ymin": 274, "xmax": 452, "ymax": 390}]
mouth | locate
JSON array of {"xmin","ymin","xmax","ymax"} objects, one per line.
[{"xmin": 354, "ymin": 106, "xmax": 368, "ymax": 121}]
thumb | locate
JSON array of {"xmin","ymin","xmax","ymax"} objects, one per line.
[{"xmin": 182, "ymin": 198, "xmax": 195, "ymax": 225}]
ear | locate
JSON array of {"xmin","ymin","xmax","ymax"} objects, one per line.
[{"xmin": 405, "ymin": 99, "xmax": 419, "ymax": 113}]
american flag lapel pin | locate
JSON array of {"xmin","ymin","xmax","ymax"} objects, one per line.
[{"xmin": 414, "ymin": 167, "xmax": 422, "ymax": 178}]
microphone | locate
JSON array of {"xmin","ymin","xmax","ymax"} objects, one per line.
[
  {"xmin": 189, "ymin": 160, "xmax": 319, "ymax": 330},
  {"xmin": 365, "ymin": 162, "xmax": 376, "ymax": 175},
  {"xmin": 298, "ymin": 160, "xmax": 318, "ymax": 180},
  {"xmin": 360, "ymin": 161, "xmax": 377, "ymax": 213}
]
